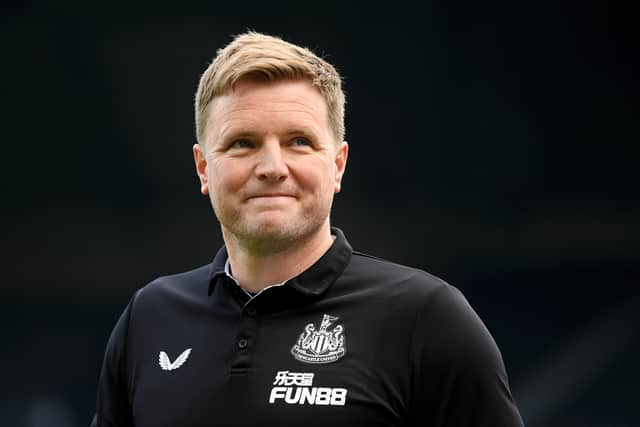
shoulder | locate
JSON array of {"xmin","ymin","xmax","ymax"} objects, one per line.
[
  {"xmin": 346, "ymin": 251, "xmax": 499, "ymax": 364},
  {"xmin": 130, "ymin": 263, "xmax": 211, "ymax": 311},
  {"xmin": 344, "ymin": 250, "xmax": 451, "ymax": 301},
  {"xmin": 340, "ymin": 251, "xmax": 472, "ymax": 337},
  {"xmin": 410, "ymin": 279, "xmax": 505, "ymax": 374}
]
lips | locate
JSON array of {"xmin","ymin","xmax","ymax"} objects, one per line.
[{"xmin": 246, "ymin": 193, "xmax": 296, "ymax": 200}]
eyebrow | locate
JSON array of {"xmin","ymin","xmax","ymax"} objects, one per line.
[
  {"xmin": 282, "ymin": 127, "xmax": 320, "ymax": 137},
  {"xmin": 221, "ymin": 126, "xmax": 320, "ymax": 140},
  {"xmin": 216, "ymin": 125, "xmax": 258, "ymax": 142}
]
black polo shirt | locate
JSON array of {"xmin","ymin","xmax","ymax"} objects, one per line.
[{"xmin": 92, "ymin": 228, "xmax": 523, "ymax": 427}]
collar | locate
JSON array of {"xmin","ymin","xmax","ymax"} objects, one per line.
[
  {"xmin": 207, "ymin": 227, "xmax": 352, "ymax": 297},
  {"xmin": 223, "ymin": 258, "xmax": 289, "ymax": 299}
]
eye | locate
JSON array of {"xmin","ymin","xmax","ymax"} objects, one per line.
[
  {"xmin": 229, "ymin": 139, "xmax": 254, "ymax": 149},
  {"xmin": 292, "ymin": 137, "xmax": 311, "ymax": 147}
]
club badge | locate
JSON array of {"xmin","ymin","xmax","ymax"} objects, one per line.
[{"xmin": 291, "ymin": 314, "xmax": 346, "ymax": 364}]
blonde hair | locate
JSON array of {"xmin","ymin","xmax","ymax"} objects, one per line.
[{"xmin": 194, "ymin": 32, "xmax": 345, "ymax": 145}]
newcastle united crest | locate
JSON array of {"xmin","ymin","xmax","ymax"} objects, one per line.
[{"xmin": 291, "ymin": 314, "xmax": 346, "ymax": 364}]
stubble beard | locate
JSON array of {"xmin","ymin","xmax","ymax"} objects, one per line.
[{"xmin": 215, "ymin": 202, "xmax": 332, "ymax": 257}]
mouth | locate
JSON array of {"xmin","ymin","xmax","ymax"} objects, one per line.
[
  {"xmin": 246, "ymin": 194, "xmax": 296, "ymax": 201},
  {"xmin": 247, "ymin": 193, "xmax": 296, "ymax": 201}
]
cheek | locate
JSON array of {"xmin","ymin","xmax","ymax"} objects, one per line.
[
  {"xmin": 209, "ymin": 160, "xmax": 246, "ymax": 194},
  {"xmin": 294, "ymin": 160, "xmax": 336, "ymax": 195}
]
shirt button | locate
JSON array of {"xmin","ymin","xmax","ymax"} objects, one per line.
[
  {"xmin": 246, "ymin": 307, "xmax": 257, "ymax": 317},
  {"xmin": 237, "ymin": 338, "xmax": 248, "ymax": 349}
]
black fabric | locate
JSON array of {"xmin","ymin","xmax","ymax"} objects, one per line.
[{"xmin": 92, "ymin": 228, "xmax": 523, "ymax": 426}]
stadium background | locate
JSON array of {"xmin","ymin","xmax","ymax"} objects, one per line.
[{"xmin": 2, "ymin": 2, "xmax": 638, "ymax": 426}]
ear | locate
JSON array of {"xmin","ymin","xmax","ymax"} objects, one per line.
[
  {"xmin": 333, "ymin": 141, "xmax": 349, "ymax": 193},
  {"xmin": 193, "ymin": 143, "xmax": 209, "ymax": 195}
]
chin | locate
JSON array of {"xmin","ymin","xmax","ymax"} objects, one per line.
[
  {"xmin": 230, "ymin": 217, "xmax": 324, "ymax": 253},
  {"xmin": 249, "ymin": 221, "xmax": 300, "ymax": 241}
]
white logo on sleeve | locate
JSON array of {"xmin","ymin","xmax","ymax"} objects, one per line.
[
  {"xmin": 158, "ymin": 348, "xmax": 192, "ymax": 371},
  {"xmin": 291, "ymin": 314, "xmax": 346, "ymax": 364},
  {"xmin": 269, "ymin": 371, "xmax": 348, "ymax": 406}
]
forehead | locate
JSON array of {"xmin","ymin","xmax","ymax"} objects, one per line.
[{"xmin": 205, "ymin": 79, "xmax": 330, "ymax": 141}]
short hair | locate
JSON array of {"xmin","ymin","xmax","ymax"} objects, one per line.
[{"xmin": 194, "ymin": 31, "xmax": 345, "ymax": 145}]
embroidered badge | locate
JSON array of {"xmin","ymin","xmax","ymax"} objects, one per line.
[
  {"xmin": 158, "ymin": 348, "xmax": 192, "ymax": 371},
  {"xmin": 291, "ymin": 314, "xmax": 346, "ymax": 364}
]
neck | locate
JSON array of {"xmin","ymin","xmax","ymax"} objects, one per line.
[{"xmin": 222, "ymin": 224, "xmax": 335, "ymax": 293}]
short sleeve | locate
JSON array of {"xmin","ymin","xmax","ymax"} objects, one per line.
[
  {"xmin": 407, "ymin": 284, "xmax": 524, "ymax": 427},
  {"xmin": 91, "ymin": 294, "xmax": 137, "ymax": 427}
]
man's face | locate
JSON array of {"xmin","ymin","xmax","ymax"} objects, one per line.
[{"xmin": 193, "ymin": 79, "xmax": 348, "ymax": 251}]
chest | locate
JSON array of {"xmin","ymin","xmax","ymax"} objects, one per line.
[{"xmin": 127, "ymin": 305, "xmax": 413, "ymax": 427}]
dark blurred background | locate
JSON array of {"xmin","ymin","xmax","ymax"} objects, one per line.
[{"xmin": 2, "ymin": 1, "xmax": 638, "ymax": 426}]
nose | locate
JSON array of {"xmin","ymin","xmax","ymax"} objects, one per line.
[{"xmin": 255, "ymin": 139, "xmax": 288, "ymax": 182}]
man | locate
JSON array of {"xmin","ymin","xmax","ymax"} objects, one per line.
[{"xmin": 92, "ymin": 32, "xmax": 523, "ymax": 426}]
